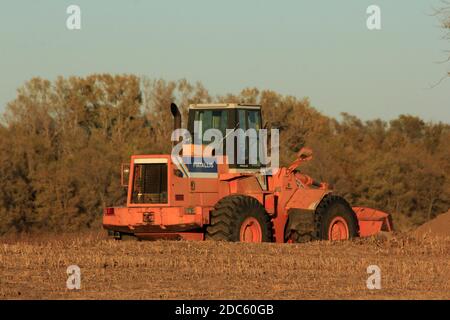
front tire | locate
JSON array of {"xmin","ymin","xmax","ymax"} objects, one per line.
[
  {"xmin": 316, "ymin": 195, "xmax": 359, "ymax": 241},
  {"xmin": 206, "ymin": 195, "xmax": 272, "ymax": 242}
]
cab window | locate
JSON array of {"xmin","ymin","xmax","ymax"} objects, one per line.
[{"xmin": 193, "ymin": 109, "xmax": 229, "ymax": 144}]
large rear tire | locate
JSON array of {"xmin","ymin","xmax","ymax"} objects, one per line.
[{"xmin": 206, "ymin": 195, "xmax": 272, "ymax": 242}]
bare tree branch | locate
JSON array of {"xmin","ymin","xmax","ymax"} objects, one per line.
[{"xmin": 429, "ymin": 1, "xmax": 450, "ymax": 84}]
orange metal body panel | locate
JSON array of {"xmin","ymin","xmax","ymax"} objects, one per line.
[{"xmin": 285, "ymin": 189, "xmax": 329, "ymax": 210}]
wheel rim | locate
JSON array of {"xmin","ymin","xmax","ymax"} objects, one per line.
[
  {"xmin": 328, "ymin": 216, "xmax": 349, "ymax": 241},
  {"xmin": 239, "ymin": 217, "xmax": 262, "ymax": 242}
]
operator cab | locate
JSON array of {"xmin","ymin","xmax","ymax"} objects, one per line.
[{"xmin": 187, "ymin": 103, "xmax": 263, "ymax": 170}]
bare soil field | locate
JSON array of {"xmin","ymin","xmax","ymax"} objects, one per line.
[{"xmin": 0, "ymin": 231, "xmax": 449, "ymax": 300}]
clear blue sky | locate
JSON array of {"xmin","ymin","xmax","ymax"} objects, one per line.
[{"xmin": 0, "ymin": 0, "xmax": 449, "ymax": 122}]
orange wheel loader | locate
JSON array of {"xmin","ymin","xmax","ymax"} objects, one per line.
[{"xmin": 103, "ymin": 103, "xmax": 392, "ymax": 242}]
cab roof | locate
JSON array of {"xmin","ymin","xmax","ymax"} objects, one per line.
[{"xmin": 188, "ymin": 103, "xmax": 261, "ymax": 110}]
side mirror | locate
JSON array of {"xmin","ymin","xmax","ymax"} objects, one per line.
[{"xmin": 121, "ymin": 163, "xmax": 130, "ymax": 187}]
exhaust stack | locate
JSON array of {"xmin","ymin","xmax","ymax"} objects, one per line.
[{"xmin": 170, "ymin": 103, "xmax": 181, "ymax": 131}]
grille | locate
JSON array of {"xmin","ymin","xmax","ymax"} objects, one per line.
[{"xmin": 131, "ymin": 163, "xmax": 168, "ymax": 204}]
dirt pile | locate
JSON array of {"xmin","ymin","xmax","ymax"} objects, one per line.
[{"xmin": 414, "ymin": 210, "xmax": 450, "ymax": 238}]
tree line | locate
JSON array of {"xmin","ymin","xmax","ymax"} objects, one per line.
[{"xmin": 0, "ymin": 75, "xmax": 448, "ymax": 234}]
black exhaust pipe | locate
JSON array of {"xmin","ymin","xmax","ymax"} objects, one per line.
[{"xmin": 170, "ymin": 103, "xmax": 181, "ymax": 131}]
